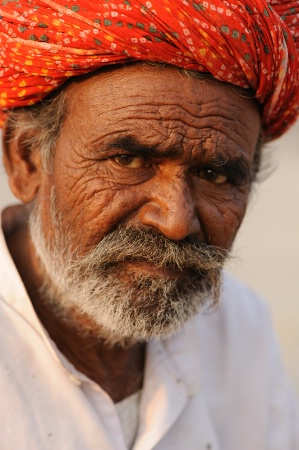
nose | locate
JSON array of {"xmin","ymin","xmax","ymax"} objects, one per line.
[{"xmin": 138, "ymin": 175, "xmax": 201, "ymax": 241}]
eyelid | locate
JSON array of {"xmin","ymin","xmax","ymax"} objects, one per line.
[
  {"xmin": 111, "ymin": 153, "xmax": 152, "ymax": 169},
  {"xmin": 195, "ymin": 163, "xmax": 248, "ymax": 186},
  {"xmin": 196, "ymin": 167, "xmax": 228, "ymax": 184},
  {"xmin": 215, "ymin": 158, "xmax": 249, "ymax": 181}
]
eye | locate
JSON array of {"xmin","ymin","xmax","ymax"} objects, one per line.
[
  {"xmin": 197, "ymin": 168, "xmax": 228, "ymax": 185},
  {"xmin": 112, "ymin": 155, "xmax": 151, "ymax": 169}
]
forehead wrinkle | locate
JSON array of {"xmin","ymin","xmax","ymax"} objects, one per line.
[
  {"xmin": 155, "ymin": 100, "xmax": 258, "ymax": 147},
  {"xmin": 194, "ymin": 97, "xmax": 260, "ymax": 142},
  {"xmin": 83, "ymin": 107, "xmax": 183, "ymax": 153},
  {"xmin": 72, "ymin": 87, "xmax": 256, "ymax": 140},
  {"xmin": 66, "ymin": 77, "xmax": 259, "ymax": 163},
  {"xmin": 83, "ymin": 114, "xmax": 250, "ymax": 164},
  {"xmin": 161, "ymin": 116, "xmax": 253, "ymax": 161}
]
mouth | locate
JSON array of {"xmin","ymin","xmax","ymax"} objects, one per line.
[{"xmin": 116, "ymin": 259, "xmax": 195, "ymax": 281}]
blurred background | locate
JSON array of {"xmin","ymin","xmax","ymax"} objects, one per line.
[
  {"xmin": 228, "ymin": 121, "xmax": 299, "ymax": 396},
  {"xmin": 1, "ymin": 122, "xmax": 299, "ymax": 395}
]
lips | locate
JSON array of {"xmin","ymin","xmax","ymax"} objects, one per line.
[{"xmin": 112, "ymin": 258, "xmax": 197, "ymax": 282}]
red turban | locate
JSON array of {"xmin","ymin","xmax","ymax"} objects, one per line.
[{"xmin": 0, "ymin": 0, "xmax": 298, "ymax": 140}]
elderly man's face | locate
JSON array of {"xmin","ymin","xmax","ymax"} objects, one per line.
[{"xmin": 28, "ymin": 65, "xmax": 261, "ymax": 342}]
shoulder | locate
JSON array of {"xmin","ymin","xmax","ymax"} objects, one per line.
[{"xmin": 193, "ymin": 272, "xmax": 299, "ymax": 448}]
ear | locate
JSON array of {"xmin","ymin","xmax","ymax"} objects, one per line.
[{"xmin": 2, "ymin": 120, "xmax": 43, "ymax": 204}]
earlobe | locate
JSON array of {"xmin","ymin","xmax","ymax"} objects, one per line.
[{"xmin": 2, "ymin": 121, "xmax": 42, "ymax": 204}]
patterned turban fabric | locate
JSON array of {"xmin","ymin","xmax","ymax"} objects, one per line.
[{"xmin": 0, "ymin": 0, "xmax": 298, "ymax": 140}]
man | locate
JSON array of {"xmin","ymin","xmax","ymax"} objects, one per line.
[{"xmin": 0, "ymin": 1, "xmax": 298, "ymax": 449}]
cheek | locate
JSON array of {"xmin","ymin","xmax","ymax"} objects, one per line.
[
  {"xmin": 196, "ymin": 187, "xmax": 249, "ymax": 248},
  {"xmin": 51, "ymin": 170, "xmax": 144, "ymax": 252}
]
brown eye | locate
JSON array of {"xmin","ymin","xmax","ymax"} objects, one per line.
[
  {"xmin": 200, "ymin": 168, "xmax": 228, "ymax": 184},
  {"xmin": 113, "ymin": 155, "xmax": 150, "ymax": 169}
]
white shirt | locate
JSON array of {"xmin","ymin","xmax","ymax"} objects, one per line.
[{"xmin": 0, "ymin": 226, "xmax": 298, "ymax": 450}]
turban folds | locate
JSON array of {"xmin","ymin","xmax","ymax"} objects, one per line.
[{"xmin": 0, "ymin": 0, "xmax": 298, "ymax": 140}]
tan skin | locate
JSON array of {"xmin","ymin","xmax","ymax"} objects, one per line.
[{"xmin": 3, "ymin": 65, "xmax": 261, "ymax": 402}]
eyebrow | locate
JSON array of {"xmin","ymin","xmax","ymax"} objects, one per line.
[
  {"xmin": 105, "ymin": 135, "xmax": 181, "ymax": 159},
  {"xmin": 91, "ymin": 134, "xmax": 252, "ymax": 182},
  {"xmin": 209, "ymin": 155, "xmax": 252, "ymax": 183}
]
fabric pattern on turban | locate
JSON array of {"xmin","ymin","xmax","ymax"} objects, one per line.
[{"xmin": 0, "ymin": 0, "xmax": 298, "ymax": 140}]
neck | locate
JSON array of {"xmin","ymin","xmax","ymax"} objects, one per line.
[{"xmin": 32, "ymin": 295, "xmax": 146, "ymax": 402}]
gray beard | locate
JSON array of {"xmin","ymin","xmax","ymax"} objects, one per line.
[{"xmin": 29, "ymin": 192, "xmax": 230, "ymax": 346}]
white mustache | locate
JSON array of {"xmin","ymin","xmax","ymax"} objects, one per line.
[{"xmin": 75, "ymin": 226, "xmax": 230, "ymax": 273}]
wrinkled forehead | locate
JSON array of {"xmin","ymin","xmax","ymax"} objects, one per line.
[
  {"xmin": 58, "ymin": 64, "xmax": 261, "ymax": 162},
  {"xmin": 65, "ymin": 63, "xmax": 259, "ymax": 117}
]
